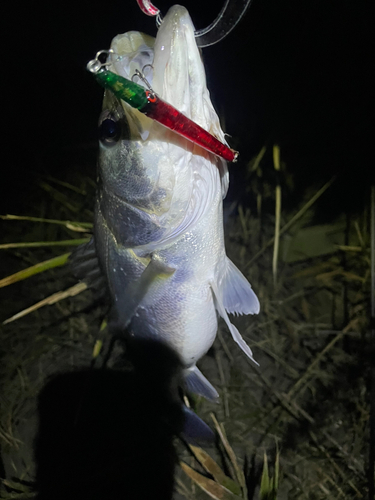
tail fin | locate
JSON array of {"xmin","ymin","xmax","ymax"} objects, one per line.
[{"xmin": 182, "ymin": 406, "xmax": 215, "ymax": 443}]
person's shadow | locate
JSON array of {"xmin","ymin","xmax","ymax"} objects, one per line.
[{"xmin": 34, "ymin": 338, "xmax": 185, "ymax": 500}]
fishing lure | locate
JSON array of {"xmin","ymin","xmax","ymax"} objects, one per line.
[{"xmin": 87, "ymin": 51, "xmax": 239, "ymax": 163}]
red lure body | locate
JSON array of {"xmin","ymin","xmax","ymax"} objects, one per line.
[{"xmin": 144, "ymin": 92, "xmax": 238, "ymax": 163}]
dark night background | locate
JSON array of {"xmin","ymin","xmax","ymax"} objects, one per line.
[
  {"xmin": 1, "ymin": 2, "xmax": 373, "ymax": 495},
  {"xmin": 3, "ymin": 0, "xmax": 373, "ymax": 216}
]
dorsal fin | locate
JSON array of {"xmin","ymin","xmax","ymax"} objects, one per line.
[{"xmin": 70, "ymin": 238, "xmax": 106, "ymax": 292}]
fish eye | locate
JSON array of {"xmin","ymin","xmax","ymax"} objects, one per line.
[{"xmin": 98, "ymin": 116, "xmax": 121, "ymax": 146}]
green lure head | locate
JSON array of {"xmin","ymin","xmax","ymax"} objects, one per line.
[
  {"xmin": 93, "ymin": 70, "xmax": 149, "ymax": 110},
  {"xmin": 87, "ymin": 51, "xmax": 149, "ymax": 110}
]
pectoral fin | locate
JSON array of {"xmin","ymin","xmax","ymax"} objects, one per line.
[
  {"xmin": 115, "ymin": 256, "xmax": 175, "ymax": 329},
  {"xmin": 211, "ymin": 280, "xmax": 259, "ymax": 366}
]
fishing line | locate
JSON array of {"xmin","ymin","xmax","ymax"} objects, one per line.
[{"xmin": 135, "ymin": 0, "xmax": 252, "ymax": 47}]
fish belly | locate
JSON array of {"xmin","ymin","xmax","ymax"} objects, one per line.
[
  {"xmin": 95, "ymin": 189, "xmax": 225, "ymax": 369},
  {"xmin": 129, "ymin": 267, "xmax": 218, "ymax": 367},
  {"xmin": 131, "ymin": 191, "xmax": 225, "ymax": 366}
]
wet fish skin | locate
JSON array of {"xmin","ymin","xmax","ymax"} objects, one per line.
[{"xmin": 94, "ymin": 5, "xmax": 260, "ymax": 399}]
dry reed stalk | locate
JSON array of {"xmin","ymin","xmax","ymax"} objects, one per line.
[
  {"xmin": 272, "ymin": 145, "xmax": 281, "ymax": 287},
  {"xmin": 3, "ymin": 282, "xmax": 88, "ymax": 324},
  {"xmin": 245, "ymin": 176, "xmax": 336, "ymax": 269}
]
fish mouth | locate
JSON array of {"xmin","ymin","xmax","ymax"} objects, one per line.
[
  {"xmin": 152, "ymin": 5, "xmax": 202, "ymax": 119},
  {"xmin": 111, "ymin": 7, "xmax": 205, "ymax": 121},
  {"xmin": 151, "ymin": 5, "xmax": 227, "ymax": 147},
  {"xmin": 109, "ymin": 5, "xmax": 225, "ymax": 140}
]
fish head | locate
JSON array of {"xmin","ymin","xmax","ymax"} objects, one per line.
[
  {"xmin": 152, "ymin": 5, "xmax": 227, "ymax": 144},
  {"xmin": 97, "ymin": 6, "xmax": 228, "ymax": 248}
]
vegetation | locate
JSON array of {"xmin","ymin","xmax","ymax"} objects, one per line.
[{"xmin": 0, "ymin": 145, "xmax": 371, "ymax": 498}]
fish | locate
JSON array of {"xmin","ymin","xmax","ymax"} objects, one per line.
[{"xmin": 84, "ymin": 4, "xmax": 260, "ymax": 401}]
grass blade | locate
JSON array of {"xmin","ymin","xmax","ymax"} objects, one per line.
[
  {"xmin": 260, "ymin": 452, "xmax": 270, "ymax": 496},
  {"xmin": 2, "ymin": 282, "xmax": 87, "ymax": 324},
  {"xmin": 180, "ymin": 462, "xmax": 242, "ymax": 500},
  {"xmin": 0, "ymin": 253, "xmax": 71, "ymax": 288},
  {"xmin": 0, "ymin": 214, "xmax": 93, "ymax": 232},
  {"xmin": 189, "ymin": 445, "xmax": 242, "ymax": 496},
  {"xmin": 210, "ymin": 414, "xmax": 247, "ymax": 498},
  {"xmin": 0, "ymin": 239, "xmax": 89, "ymax": 249}
]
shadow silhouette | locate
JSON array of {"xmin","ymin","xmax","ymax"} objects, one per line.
[{"xmin": 34, "ymin": 338, "xmax": 184, "ymax": 500}]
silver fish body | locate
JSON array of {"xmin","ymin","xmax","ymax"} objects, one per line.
[{"xmin": 94, "ymin": 5, "xmax": 259, "ymax": 399}]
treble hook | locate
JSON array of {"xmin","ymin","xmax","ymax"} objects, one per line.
[
  {"xmin": 131, "ymin": 67, "xmax": 155, "ymax": 97},
  {"xmin": 135, "ymin": 0, "xmax": 252, "ymax": 47}
]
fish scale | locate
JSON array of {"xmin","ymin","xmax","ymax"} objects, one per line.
[{"xmin": 88, "ymin": 5, "xmax": 260, "ymax": 400}]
